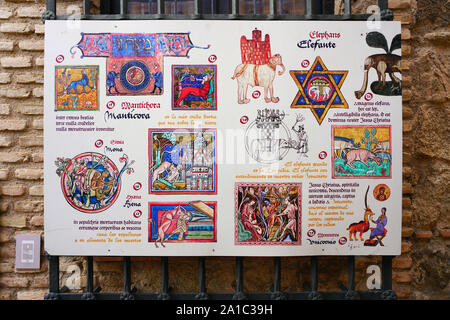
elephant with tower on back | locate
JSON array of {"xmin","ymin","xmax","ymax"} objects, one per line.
[{"xmin": 232, "ymin": 28, "xmax": 286, "ymax": 104}]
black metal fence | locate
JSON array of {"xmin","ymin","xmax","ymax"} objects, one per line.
[{"xmin": 42, "ymin": 0, "xmax": 397, "ymax": 300}]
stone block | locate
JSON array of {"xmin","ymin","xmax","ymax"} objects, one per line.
[
  {"xmin": 0, "ymin": 22, "xmax": 32, "ymax": 33},
  {"xmin": 0, "ymin": 184, "xmax": 26, "ymax": 196},
  {"xmin": 0, "ymin": 216, "xmax": 27, "ymax": 228},
  {"xmin": 14, "ymin": 168, "xmax": 44, "ymax": 180},
  {"xmin": 14, "ymin": 200, "xmax": 44, "ymax": 212},
  {"xmin": 0, "ymin": 56, "xmax": 32, "ymax": 68},
  {"xmin": 0, "ymin": 152, "xmax": 27, "ymax": 163}
]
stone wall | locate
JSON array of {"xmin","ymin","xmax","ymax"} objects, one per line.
[
  {"xmin": 401, "ymin": 0, "xmax": 449, "ymax": 300},
  {"xmin": 0, "ymin": 0, "xmax": 448, "ymax": 300}
]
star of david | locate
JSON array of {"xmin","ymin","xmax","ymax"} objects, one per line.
[{"xmin": 290, "ymin": 56, "xmax": 348, "ymax": 125}]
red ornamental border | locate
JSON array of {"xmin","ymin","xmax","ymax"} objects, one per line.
[
  {"xmin": 148, "ymin": 128, "xmax": 218, "ymax": 195},
  {"xmin": 234, "ymin": 182, "xmax": 302, "ymax": 246},
  {"xmin": 331, "ymin": 125, "xmax": 392, "ymax": 179},
  {"xmin": 171, "ymin": 64, "xmax": 218, "ymax": 111},
  {"xmin": 148, "ymin": 201, "xmax": 217, "ymax": 244},
  {"xmin": 60, "ymin": 152, "xmax": 121, "ymax": 214}
]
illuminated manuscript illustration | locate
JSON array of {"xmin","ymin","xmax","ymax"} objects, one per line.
[
  {"xmin": 71, "ymin": 32, "xmax": 209, "ymax": 95},
  {"xmin": 373, "ymin": 183, "xmax": 391, "ymax": 201},
  {"xmin": 354, "ymin": 31, "xmax": 401, "ymax": 99},
  {"xmin": 55, "ymin": 66, "xmax": 99, "ymax": 111},
  {"xmin": 55, "ymin": 153, "xmax": 134, "ymax": 213},
  {"xmin": 149, "ymin": 201, "xmax": 217, "ymax": 247},
  {"xmin": 232, "ymin": 28, "xmax": 286, "ymax": 104},
  {"xmin": 172, "ymin": 65, "xmax": 217, "ymax": 110},
  {"xmin": 149, "ymin": 129, "xmax": 217, "ymax": 194},
  {"xmin": 235, "ymin": 183, "xmax": 301, "ymax": 245},
  {"xmin": 290, "ymin": 56, "xmax": 348, "ymax": 125},
  {"xmin": 245, "ymin": 108, "xmax": 309, "ymax": 164},
  {"xmin": 332, "ymin": 126, "xmax": 391, "ymax": 178},
  {"xmin": 347, "ymin": 186, "xmax": 389, "ymax": 247}
]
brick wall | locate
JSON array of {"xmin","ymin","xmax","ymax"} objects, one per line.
[
  {"xmin": 0, "ymin": 0, "xmax": 448, "ymax": 300},
  {"xmin": 0, "ymin": 0, "xmax": 46, "ymax": 301}
]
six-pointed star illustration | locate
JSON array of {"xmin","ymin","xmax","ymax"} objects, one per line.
[{"xmin": 290, "ymin": 56, "xmax": 348, "ymax": 125}]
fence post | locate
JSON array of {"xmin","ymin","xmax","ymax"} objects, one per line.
[
  {"xmin": 120, "ymin": 256, "xmax": 135, "ymax": 300},
  {"xmin": 345, "ymin": 256, "xmax": 358, "ymax": 299},
  {"xmin": 308, "ymin": 256, "xmax": 322, "ymax": 300},
  {"xmin": 159, "ymin": 257, "xmax": 170, "ymax": 300},
  {"xmin": 233, "ymin": 257, "xmax": 246, "ymax": 300},
  {"xmin": 42, "ymin": 0, "xmax": 56, "ymax": 22},
  {"xmin": 44, "ymin": 252, "xmax": 60, "ymax": 300},
  {"xmin": 196, "ymin": 257, "xmax": 208, "ymax": 300},
  {"xmin": 271, "ymin": 257, "xmax": 286, "ymax": 300},
  {"xmin": 81, "ymin": 256, "xmax": 96, "ymax": 300},
  {"xmin": 379, "ymin": 0, "xmax": 394, "ymax": 20},
  {"xmin": 381, "ymin": 256, "xmax": 398, "ymax": 299}
]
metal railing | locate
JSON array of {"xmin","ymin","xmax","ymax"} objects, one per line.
[
  {"xmin": 45, "ymin": 255, "xmax": 396, "ymax": 300},
  {"xmin": 42, "ymin": 0, "xmax": 394, "ymax": 21},
  {"xmin": 42, "ymin": 0, "xmax": 397, "ymax": 300}
]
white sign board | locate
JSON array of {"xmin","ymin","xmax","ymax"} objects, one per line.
[{"xmin": 44, "ymin": 20, "xmax": 402, "ymax": 256}]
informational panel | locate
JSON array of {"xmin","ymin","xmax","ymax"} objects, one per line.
[{"xmin": 44, "ymin": 20, "xmax": 402, "ymax": 256}]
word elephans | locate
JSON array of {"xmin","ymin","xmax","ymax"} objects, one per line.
[
  {"xmin": 298, "ymin": 30, "xmax": 341, "ymax": 50},
  {"xmin": 309, "ymin": 31, "xmax": 341, "ymax": 39}
]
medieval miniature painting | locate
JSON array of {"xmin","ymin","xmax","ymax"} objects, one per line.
[
  {"xmin": 235, "ymin": 183, "xmax": 301, "ymax": 245},
  {"xmin": 149, "ymin": 129, "xmax": 217, "ymax": 194},
  {"xmin": 347, "ymin": 186, "xmax": 389, "ymax": 247},
  {"xmin": 373, "ymin": 183, "xmax": 391, "ymax": 202},
  {"xmin": 332, "ymin": 126, "xmax": 392, "ymax": 178},
  {"xmin": 232, "ymin": 28, "xmax": 286, "ymax": 104},
  {"xmin": 172, "ymin": 65, "xmax": 217, "ymax": 110},
  {"xmin": 106, "ymin": 57, "xmax": 163, "ymax": 96},
  {"xmin": 290, "ymin": 56, "xmax": 348, "ymax": 125},
  {"xmin": 244, "ymin": 108, "xmax": 309, "ymax": 164},
  {"xmin": 71, "ymin": 32, "xmax": 210, "ymax": 96},
  {"xmin": 354, "ymin": 31, "xmax": 401, "ymax": 99},
  {"xmin": 55, "ymin": 66, "xmax": 99, "ymax": 111},
  {"xmin": 106, "ymin": 33, "xmax": 161, "ymax": 95},
  {"xmin": 54, "ymin": 153, "xmax": 134, "ymax": 213},
  {"xmin": 148, "ymin": 201, "xmax": 217, "ymax": 248}
]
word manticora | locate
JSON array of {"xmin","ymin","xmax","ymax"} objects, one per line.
[
  {"xmin": 104, "ymin": 110, "xmax": 151, "ymax": 122},
  {"xmin": 121, "ymin": 101, "xmax": 161, "ymax": 110}
]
